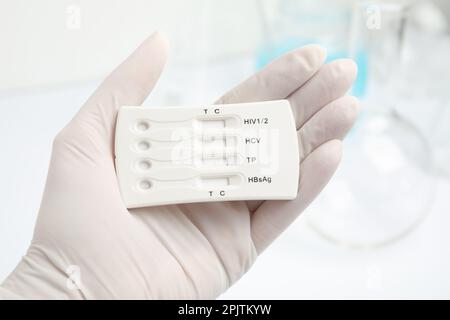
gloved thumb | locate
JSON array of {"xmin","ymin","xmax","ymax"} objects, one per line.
[{"xmin": 57, "ymin": 31, "xmax": 169, "ymax": 157}]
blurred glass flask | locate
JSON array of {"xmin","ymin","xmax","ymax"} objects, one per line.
[
  {"xmin": 306, "ymin": 1, "xmax": 436, "ymax": 249},
  {"xmin": 256, "ymin": 0, "xmax": 352, "ymax": 68}
]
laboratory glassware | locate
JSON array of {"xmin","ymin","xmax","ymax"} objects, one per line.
[{"xmin": 306, "ymin": 1, "xmax": 436, "ymax": 248}]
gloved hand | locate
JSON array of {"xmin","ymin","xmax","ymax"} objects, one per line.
[{"xmin": 0, "ymin": 32, "xmax": 359, "ymax": 299}]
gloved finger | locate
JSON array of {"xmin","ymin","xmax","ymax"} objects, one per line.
[
  {"xmin": 250, "ymin": 139, "xmax": 342, "ymax": 253},
  {"xmin": 247, "ymin": 96, "xmax": 358, "ymax": 213},
  {"xmin": 288, "ymin": 59, "xmax": 357, "ymax": 129},
  {"xmin": 246, "ymin": 200, "xmax": 263, "ymax": 213},
  {"xmin": 61, "ymin": 31, "xmax": 169, "ymax": 154},
  {"xmin": 215, "ymin": 45, "xmax": 327, "ymax": 104},
  {"xmin": 298, "ymin": 95, "xmax": 359, "ymax": 162},
  {"xmin": 216, "ymin": 46, "xmax": 325, "ymax": 213}
]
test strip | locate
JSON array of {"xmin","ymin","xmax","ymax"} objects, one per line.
[{"xmin": 115, "ymin": 100, "xmax": 299, "ymax": 208}]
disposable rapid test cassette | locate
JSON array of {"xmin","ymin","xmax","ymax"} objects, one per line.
[{"xmin": 114, "ymin": 100, "xmax": 299, "ymax": 208}]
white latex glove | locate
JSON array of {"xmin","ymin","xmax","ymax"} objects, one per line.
[{"xmin": 0, "ymin": 32, "xmax": 358, "ymax": 299}]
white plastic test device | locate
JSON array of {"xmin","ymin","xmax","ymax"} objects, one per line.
[{"xmin": 115, "ymin": 100, "xmax": 299, "ymax": 208}]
